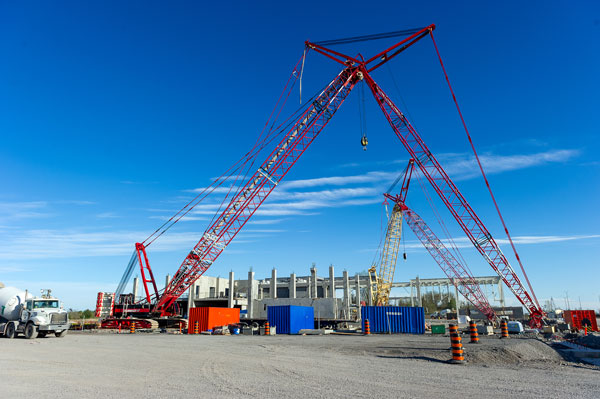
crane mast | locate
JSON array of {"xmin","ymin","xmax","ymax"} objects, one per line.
[{"xmin": 369, "ymin": 204, "xmax": 403, "ymax": 306}]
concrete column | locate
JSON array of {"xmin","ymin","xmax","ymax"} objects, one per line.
[
  {"xmin": 132, "ymin": 277, "xmax": 139, "ymax": 300},
  {"xmin": 216, "ymin": 277, "xmax": 220, "ymax": 297},
  {"xmin": 187, "ymin": 282, "xmax": 194, "ymax": 318},
  {"xmin": 498, "ymin": 280, "xmax": 505, "ymax": 308},
  {"xmin": 415, "ymin": 277, "xmax": 421, "ymax": 307},
  {"xmin": 289, "ymin": 273, "xmax": 296, "ymax": 299},
  {"xmin": 228, "ymin": 271, "xmax": 234, "ymax": 308},
  {"xmin": 354, "ymin": 274, "xmax": 361, "ymax": 306},
  {"xmin": 343, "ymin": 270, "xmax": 350, "ymax": 317},
  {"xmin": 165, "ymin": 274, "xmax": 171, "ymax": 290},
  {"xmin": 410, "ymin": 281, "xmax": 414, "ymax": 307},
  {"xmin": 328, "ymin": 265, "xmax": 336, "ymax": 298},
  {"xmin": 311, "ymin": 266, "xmax": 317, "ymax": 299},
  {"xmin": 271, "ymin": 268, "xmax": 277, "ymax": 299},
  {"xmin": 247, "ymin": 271, "xmax": 255, "ymax": 319}
]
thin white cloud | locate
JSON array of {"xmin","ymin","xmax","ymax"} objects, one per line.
[
  {"xmin": 0, "ymin": 201, "xmax": 51, "ymax": 222},
  {"xmin": 433, "ymin": 149, "xmax": 579, "ymax": 180},
  {"xmin": 97, "ymin": 212, "xmax": 119, "ymax": 219},
  {"xmin": 281, "ymin": 171, "xmax": 394, "ymax": 189},
  {"xmin": 399, "ymin": 234, "xmax": 600, "ymax": 250},
  {"xmin": 185, "ymin": 186, "xmax": 241, "ymax": 194},
  {"xmin": 0, "ymin": 230, "xmax": 198, "ymax": 260},
  {"xmin": 56, "ymin": 200, "xmax": 96, "ymax": 205},
  {"xmin": 150, "ymin": 148, "xmax": 579, "ymax": 228},
  {"xmin": 269, "ymin": 187, "xmax": 378, "ymax": 201},
  {"xmin": 149, "ymin": 215, "xmax": 209, "ymax": 222},
  {"xmin": 0, "ymin": 266, "xmax": 29, "ymax": 273},
  {"xmin": 246, "ymin": 218, "xmax": 286, "ymax": 225},
  {"xmin": 0, "ymin": 226, "xmax": 289, "ymax": 260}
]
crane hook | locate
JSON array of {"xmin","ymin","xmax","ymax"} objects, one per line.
[{"xmin": 361, "ymin": 135, "xmax": 368, "ymax": 151}]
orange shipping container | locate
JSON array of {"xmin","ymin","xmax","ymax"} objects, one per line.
[{"xmin": 188, "ymin": 307, "xmax": 240, "ymax": 334}]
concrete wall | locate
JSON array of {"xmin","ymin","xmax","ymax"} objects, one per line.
[{"xmin": 189, "ymin": 276, "xmax": 230, "ymax": 300}]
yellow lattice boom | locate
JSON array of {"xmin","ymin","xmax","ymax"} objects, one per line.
[{"xmin": 369, "ymin": 203, "xmax": 403, "ymax": 306}]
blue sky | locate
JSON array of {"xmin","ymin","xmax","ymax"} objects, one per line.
[{"xmin": 1, "ymin": 1, "xmax": 598, "ymax": 311}]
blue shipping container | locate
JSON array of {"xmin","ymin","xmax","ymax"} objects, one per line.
[
  {"xmin": 361, "ymin": 306, "xmax": 425, "ymax": 334},
  {"xmin": 267, "ymin": 305, "xmax": 314, "ymax": 334}
]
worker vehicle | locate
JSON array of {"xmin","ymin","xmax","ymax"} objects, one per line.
[
  {"xmin": 98, "ymin": 24, "xmax": 544, "ymax": 329},
  {"xmin": 0, "ymin": 287, "xmax": 70, "ymax": 339}
]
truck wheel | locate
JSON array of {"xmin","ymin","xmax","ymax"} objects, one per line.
[
  {"xmin": 24, "ymin": 323, "xmax": 38, "ymax": 339},
  {"xmin": 38, "ymin": 332, "xmax": 47, "ymax": 338},
  {"xmin": 55, "ymin": 330, "xmax": 68, "ymax": 338},
  {"xmin": 5, "ymin": 322, "xmax": 16, "ymax": 339}
]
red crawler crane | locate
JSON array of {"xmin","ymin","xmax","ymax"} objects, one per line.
[{"xmin": 100, "ymin": 25, "xmax": 543, "ymax": 329}]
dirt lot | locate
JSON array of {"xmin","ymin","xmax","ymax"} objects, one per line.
[{"xmin": 1, "ymin": 331, "xmax": 598, "ymax": 398}]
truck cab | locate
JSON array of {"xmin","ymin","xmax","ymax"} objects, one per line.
[{"xmin": 20, "ymin": 297, "xmax": 70, "ymax": 338}]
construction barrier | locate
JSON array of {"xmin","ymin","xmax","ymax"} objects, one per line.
[
  {"xmin": 449, "ymin": 324, "xmax": 465, "ymax": 364},
  {"xmin": 194, "ymin": 321, "xmax": 199, "ymax": 335},
  {"xmin": 364, "ymin": 319, "xmax": 371, "ymax": 335},
  {"xmin": 130, "ymin": 324, "xmax": 135, "ymax": 334},
  {"xmin": 469, "ymin": 321, "xmax": 479, "ymax": 344},
  {"xmin": 265, "ymin": 321, "xmax": 270, "ymax": 336},
  {"xmin": 500, "ymin": 320, "xmax": 509, "ymax": 338}
]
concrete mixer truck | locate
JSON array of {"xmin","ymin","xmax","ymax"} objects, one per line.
[{"xmin": 0, "ymin": 286, "xmax": 70, "ymax": 339}]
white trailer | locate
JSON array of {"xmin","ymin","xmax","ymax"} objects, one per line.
[{"xmin": 0, "ymin": 287, "xmax": 70, "ymax": 339}]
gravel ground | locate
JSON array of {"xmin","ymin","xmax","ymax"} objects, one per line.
[{"xmin": 1, "ymin": 332, "xmax": 598, "ymax": 398}]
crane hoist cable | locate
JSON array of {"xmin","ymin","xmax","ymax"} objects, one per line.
[
  {"xmin": 359, "ymin": 81, "xmax": 368, "ymax": 150},
  {"xmin": 385, "ymin": 62, "xmax": 418, "ymax": 131}
]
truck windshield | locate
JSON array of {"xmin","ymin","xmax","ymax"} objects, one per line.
[{"xmin": 33, "ymin": 300, "xmax": 59, "ymax": 309}]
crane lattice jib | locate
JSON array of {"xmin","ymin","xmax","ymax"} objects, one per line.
[
  {"xmin": 397, "ymin": 201, "xmax": 498, "ymax": 322},
  {"xmin": 374, "ymin": 204, "xmax": 403, "ymax": 305},
  {"xmin": 362, "ymin": 72, "xmax": 543, "ymax": 326},
  {"xmin": 154, "ymin": 67, "xmax": 360, "ymax": 312}
]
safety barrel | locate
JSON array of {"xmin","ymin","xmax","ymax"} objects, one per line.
[
  {"xmin": 449, "ymin": 324, "xmax": 465, "ymax": 364},
  {"xmin": 469, "ymin": 320, "xmax": 479, "ymax": 343},
  {"xmin": 500, "ymin": 320, "xmax": 509, "ymax": 338}
]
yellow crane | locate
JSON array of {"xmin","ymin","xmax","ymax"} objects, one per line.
[{"xmin": 368, "ymin": 201, "xmax": 403, "ymax": 306}]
